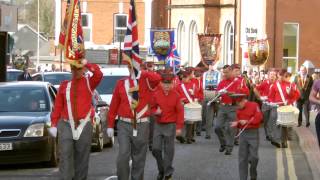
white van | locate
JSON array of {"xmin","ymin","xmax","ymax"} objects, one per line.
[{"xmin": 96, "ymin": 66, "xmax": 130, "ymax": 105}]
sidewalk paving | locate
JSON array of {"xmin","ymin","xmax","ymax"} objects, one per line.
[{"xmin": 294, "ymin": 111, "xmax": 320, "ymax": 180}]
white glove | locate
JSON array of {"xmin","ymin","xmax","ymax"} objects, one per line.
[
  {"xmin": 48, "ymin": 127, "xmax": 57, "ymax": 138},
  {"xmin": 188, "ymin": 89, "xmax": 194, "ymax": 95},
  {"xmin": 107, "ymin": 128, "xmax": 114, "ymax": 138},
  {"xmin": 260, "ymin": 96, "xmax": 267, "ymax": 101},
  {"xmin": 218, "ymin": 89, "xmax": 227, "ymax": 94}
]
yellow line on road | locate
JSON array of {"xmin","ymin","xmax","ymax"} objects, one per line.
[
  {"xmin": 276, "ymin": 148, "xmax": 285, "ymax": 180},
  {"xmin": 285, "ymin": 142, "xmax": 298, "ymax": 180}
]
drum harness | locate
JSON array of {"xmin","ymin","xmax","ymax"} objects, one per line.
[{"xmin": 207, "ymin": 78, "xmax": 238, "ymax": 106}]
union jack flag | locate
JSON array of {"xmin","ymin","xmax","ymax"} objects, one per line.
[
  {"xmin": 166, "ymin": 43, "xmax": 181, "ymax": 74},
  {"xmin": 123, "ymin": 0, "xmax": 142, "ymax": 78}
]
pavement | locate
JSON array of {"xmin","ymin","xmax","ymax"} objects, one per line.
[{"xmin": 293, "ymin": 111, "xmax": 320, "ymax": 180}]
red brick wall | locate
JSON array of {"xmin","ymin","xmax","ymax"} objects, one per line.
[
  {"xmin": 61, "ymin": 0, "xmax": 145, "ymax": 45},
  {"xmin": 266, "ymin": 0, "xmax": 320, "ymax": 69}
]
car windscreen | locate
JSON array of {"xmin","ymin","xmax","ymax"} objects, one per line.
[
  {"xmin": 0, "ymin": 87, "xmax": 50, "ymax": 112},
  {"xmin": 6, "ymin": 71, "xmax": 22, "ymax": 81},
  {"xmin": 96, "ymin": 76, "xmax": 125, "ymax": 94},
  {"xmin": 44, "ymin": 74, "xmax": 71, "ymax": 85}
]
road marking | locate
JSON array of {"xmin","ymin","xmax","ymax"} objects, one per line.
[
  {"xmin": 276, "ymin": 148, "xmax": 285, "ymax": 180},
  {"xmin": 285, "ymin": 142, "xmax": 298, "ymax": 180},
  {"xmin": 104, "ymin": 176, "xmax": 117, "ymax": 180}
]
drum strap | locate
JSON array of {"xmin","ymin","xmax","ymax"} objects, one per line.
[
  {"xmin": 66, "ymin": 81, "xmax": 91, "ymax": 140},
  {"xmin": 181, "ymin": 84, "xmax": 193, "ymax": 103},
  {"xmin": 276, "ymin": 82, "xmax": 287, "ymax": 105}
]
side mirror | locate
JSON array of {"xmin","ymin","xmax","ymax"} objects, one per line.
[{"xmin": 97, "ymin": 100, "xmax": 108, "ymax": 107}]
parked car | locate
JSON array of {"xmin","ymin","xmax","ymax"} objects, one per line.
[
  {"xmin": 32, "ymin": 72, "xmax": 72, "ymax": 89},
  {"xmin": 0, "ymin": 82, "xmax": 58, "ymax": 166},
  {"xmin": 96, "ymin": 66, "xmax": 129, "ymax": 105},
  {"xmin": 6, "ymin": 69, "xmax": 23, "ymax": 81},
  {"xmin": 91, "ymin": 90, "xmax": 113, "ymax": 151}
]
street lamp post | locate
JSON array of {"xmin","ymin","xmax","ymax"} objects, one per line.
[{"xmin": 37, "ymin": 0, "xmax": 40, "ymax": 69}]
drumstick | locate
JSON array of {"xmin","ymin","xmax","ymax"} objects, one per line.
[{"xmin": 235, "ymin": 117, "xmax": 255, "ymax": 138}]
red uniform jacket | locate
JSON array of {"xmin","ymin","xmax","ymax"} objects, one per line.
[
  {"xmin": 151, "ymin": 86, "xmax": 184, "ymax": 129},
  {"xmin": 191, "ymin": 78, "xmax": 204, "ymax": 101},
  {"xmin": 268, "ymin": 80, "xmax": 300, "ymax": 105},
  {"xmin": 255, "ymin": 80, "xmax": 273, "ymax": 97},
  {"xmin": 51, "ymin": 63, "xmax": 103, "ymax": 127},
  {"xmin": 107, "ymin": 71, "xmax": 161, "ymax": 128},
  {"xmin": 176, "ymin": 80, "xmax": 200, "ymax": 104},
  {"xmin": 236, "ymin": 101, "xmax": 263, "ymax": 129},
  {"xmin": 217, "ymin": 77, "xmax": 249, "ymax": 104}
]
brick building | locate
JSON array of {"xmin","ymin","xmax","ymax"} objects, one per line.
[
  {"xmin": 56, "ymin": 0, "xmax": 152, "ymax": 64},
  {"xmin": 153, "ymin": 0, "xmax": 320, "ymax": 73}
]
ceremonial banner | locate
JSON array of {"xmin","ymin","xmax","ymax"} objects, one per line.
[
  {"xmin": 165, "ymin": 43, "xmax": 181, "ymax": 74},
  {"xmin": 59, "ymin": 0, "xmax": 85, "ymax": 67},
  {"xmin": 150, "ymin": 29, "xmax": 174, "ymax": 61},
  {"xmin": 198, "ymin": 34, "xmax": 221, "ymax": 67},
  {"xmin": 248, "ymin": 39, "xmax": 269, "ymax": 66}
]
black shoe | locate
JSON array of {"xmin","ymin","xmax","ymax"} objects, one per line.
[
  {"xmin": 149, "ymin": 145, "xmax": 152, "ymax": 151},
  {"xmin": 266, "ymin": 136, "xmax": 271, "ymax": 141},
  {"xmin": 234, "ymin": 140, "xmax": 239, "ymax": 146},
  {"xmin": 164, "ymin": 174, "xmax": 173, "ymax": 180},
  {"xmin": 191, "ymin": 138, "xmax": 196, "ymax": 142},
  {"xmin": 297, "ymin": 123, "xmax": 302, "ymax": 127},
  {"xmin": 176, "ymin": 136, "xmax": 185, "ymax": 144},
  {"xmin": 251, "ymin": 178, "xmax": 257, "ymax": 180},
  {"xmin": 196, "ymin": 132, "xmax": 201, "ymax": 136},
  {"xmin": 186, "ymin": 139, "xmax": 192, "ymax": 144},
  {"xmin": 306, "ymin": 122, "xmax": 310, "ymax": 127},
  {"xmin": 157, "ymin": 173, "xmax": 164, "ymax": 180},
  {"xmin": 281, "ymin": 143, "xmax": 288, "ymax": 148},
  {"xmin": 219, "ymin": 145, "xmax": 226, "ymax": 152},
  {"xmin": 205, "ymin": 135, "xmax": 211, "ymax": 139},
  {"xmin": 225, "ymin": 149, "xmax": 232, "ymax": 155},
  {"xmin": 271, "ymin": 141, "xmax": 281, "ymax": 148}
]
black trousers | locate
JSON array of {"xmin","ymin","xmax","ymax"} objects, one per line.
[
  {"xmin": 315, "ymin": 113, "xmax": 320, "ymax": 146},
  {"xmin": 297, "ymin": 99, "xmax": 310, "ymax": 125}
]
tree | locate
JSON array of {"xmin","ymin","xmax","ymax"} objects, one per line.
[{"xmin": 15, "ymin": 0, "xmax": 54, "ymax": 38}]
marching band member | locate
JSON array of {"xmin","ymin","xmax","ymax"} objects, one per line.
[
  {"xmin": 268, "ymin": 69, "xmax": 300, "ymax": 148},
  {"xmin": 215, "ymin": 65, "xmax": 249, "ymax": 155},
  {"xmin": 193, "ymin": 68, "xmax": 206, "ymax": 137},
  {"xmin": 254, "ymin": 68, "xmax": 278, "ymax": 141},
  {"xmin": 151, "ymin": 70, "xmax": 184, "ymax": 180},
  {"xmin": 231, "ymin": 96, "xmax": 263, "ymax": 180},
  {"xmin": 107, "ymin": 62, "xmax": 161, "ymax": 180},
  {"xmin": 200, "ymin": 62, "xmax": 221, "ymax": 139},
  {"xmin": 176, "ymin": 69, "xmax": 201, "ymax": 144},
  {"xmin": 50, "ymin": 59, "xmax": 102, "ymax": 180},
  {"xmin": 231, "ymin": 64, "xmax": 250, "ymax": 145}
]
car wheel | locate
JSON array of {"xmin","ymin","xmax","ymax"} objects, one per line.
[
  {"xmin": 94, "ymin": 123, "xmax": 104, "ymax": 152},
  {"xmin": 47, "ymin": 138, "xmax": 59, "ymax": 167}
]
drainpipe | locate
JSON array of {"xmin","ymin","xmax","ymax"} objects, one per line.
[
  {"xmin": 233, "ymin": 0, "xmax": 237, "ymax": 64},
  {"xmin": 273, "ymin": 0, "xmax": 277, "ymax": 67}
]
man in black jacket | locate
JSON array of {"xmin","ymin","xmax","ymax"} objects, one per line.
[
  {"xmin": 294, "ymin": 65, "xmax": 314, "ymax": 127},
  {"xmin": 17, "ymin": 67, "xmax": 32, "ymax": 81}
]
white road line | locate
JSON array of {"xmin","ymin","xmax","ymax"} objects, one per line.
[
  {"xmin": 104, "ymin": 175, "xmax": 117, "ymax": 180},
  {"xmin": 285, "ymin": 142, "xmax": 298, "ymax": 180},
  {"xmin": 276, "ymin": 148, "xmax": 285, "ymax": 180}
]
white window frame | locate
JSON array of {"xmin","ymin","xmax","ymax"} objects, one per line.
[
  {"xmin": 223, "ymin": 21, "xmax": 234, "ymax": 65},
  {"xmin": 81, "ymin": 13, "xmax": 93, "ymax": 43},
  {"xmin": 177, "ymin": 20, "xmax": 186, "ymax": 65},
  {"xmin": 113, "ymin": 13, "xmax": 128, "ymax": 43},
  {"xmin": 188, "ymin": 21, "xmax": 198, "ymax": 66},
  {"xmin": 283, "ymin": 22, "xmax": 299, "ymax": 72}
]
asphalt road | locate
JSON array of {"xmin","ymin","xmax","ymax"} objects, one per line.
[{"xmin": 0, "ymin": 128, "xmax": 313, "ymax": 180}]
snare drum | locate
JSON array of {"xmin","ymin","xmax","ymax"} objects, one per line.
[
  {"xmin": 184, "ymin": 102, "xmax": 202, "ymax": 122},
  {"xmin": 276, "ymin": 105, "xmax": 299, "ymax": 127}
]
